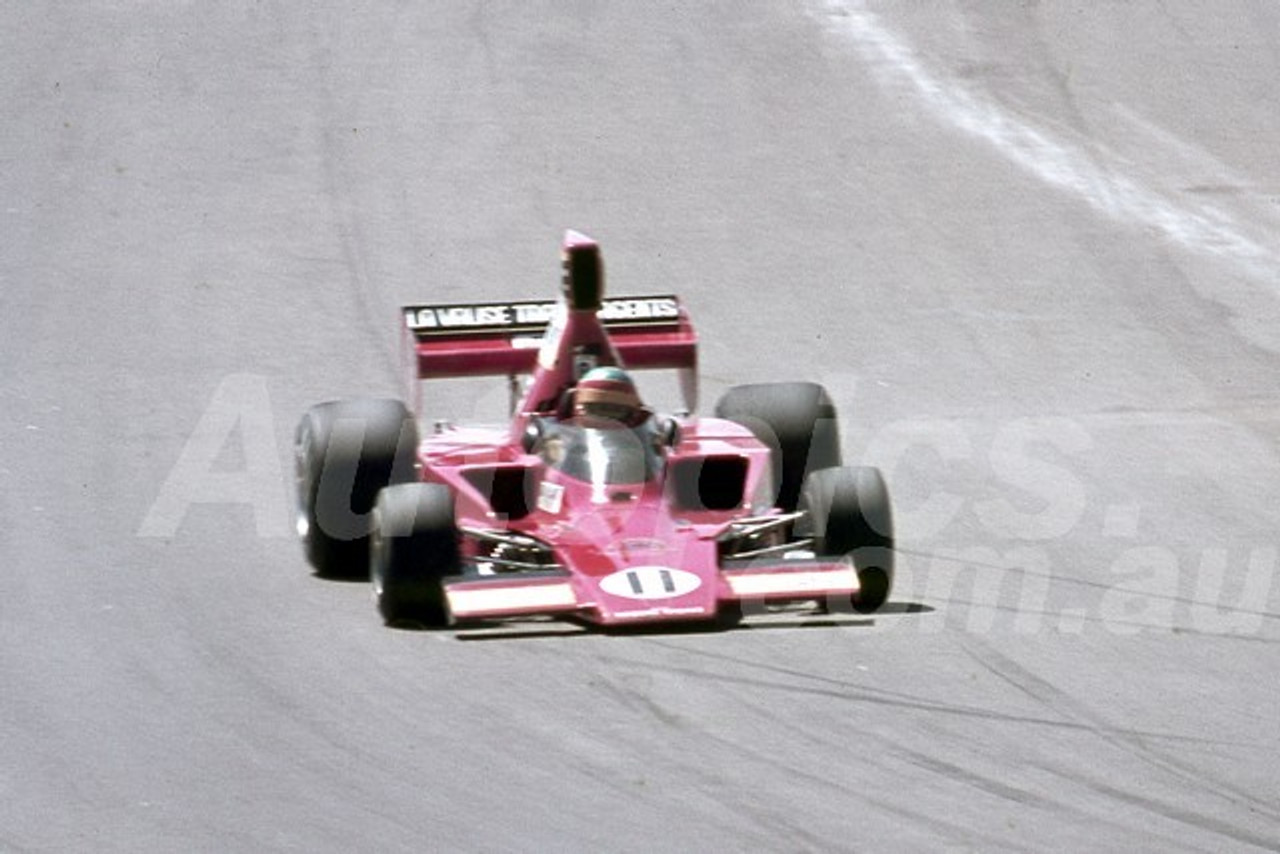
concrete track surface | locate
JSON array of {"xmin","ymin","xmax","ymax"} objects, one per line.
[{"xmin": 4, "ymin": 2, "xmax": 1280, "ymax": 850}]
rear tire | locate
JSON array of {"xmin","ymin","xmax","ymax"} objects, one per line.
[
  {"xmin": 714, "ymin": 382, "xmax": 842, "ymax": 512},
  {"xmin": 800, "ymin": 466, "xmax": 894, "ymax": 613},
  {"xmin": 295, "ymin": 399, "xmax": 418, "ymax": 579},
  {"xmin": 370, "ymin": 483, "xmax": 460, "ymax": 627}
]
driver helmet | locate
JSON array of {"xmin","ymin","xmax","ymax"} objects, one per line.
[{"xmin": 573, "ymin": 366, "xmax": 644, "ymax": 424}]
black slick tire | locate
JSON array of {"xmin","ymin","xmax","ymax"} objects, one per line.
[
  {"xmin": 294, "ymin": 399, "xmax": 419, "ymax": 579},
  {"xmin": 800, "ymin": 466, "xmax": 894, "ymax": 613},
  {"xmin": 714, "ymin": 382, "xmax": 842, "ymax": 512},
  {"xmin": 370, "ymin": 483, "xmax": 459, "ymax": 627}
]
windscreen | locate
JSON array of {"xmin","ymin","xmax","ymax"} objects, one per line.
[{"xmin": 541, "ymin": 421, "xmax": 663, "ymax": 487}]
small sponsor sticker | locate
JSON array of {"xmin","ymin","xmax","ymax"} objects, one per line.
[
  {"xmin": 612, "ymin": 605, "xmax": 709, "ymax": 619},
  {"xmin": 538, "ymin": 481, "xmax": 565, "ymax": 515},
  {"xmin": 606, "ymin": 538, "xmax": 669, "ymax": 555}
]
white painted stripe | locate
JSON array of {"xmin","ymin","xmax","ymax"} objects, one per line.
[
  {"xmin": 814, "ymin": 2, "xmax": 1279, "ymax": 294},
  {"xmin": 725, "ymin": 567, "xmax": 858, "ymax": 597},
  {"xmin": 447, "ymin": 582, "xmax": 578, "ymax": 617}
]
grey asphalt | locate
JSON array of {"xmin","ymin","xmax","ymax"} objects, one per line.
[{"xmin": 4, "ymin": 2, "xmax": 1280, "ymax": 850}]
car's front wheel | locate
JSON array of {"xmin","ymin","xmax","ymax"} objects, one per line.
[
  {"xmin": 799, "ymin": 466, "xmax": 894, "ymax": 613},
  {"xmin": 370, "ymin": 483, "xmax": 460, "ymax": 627}
]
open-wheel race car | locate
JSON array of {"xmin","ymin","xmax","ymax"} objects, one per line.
[{"xmin": 295, "ymin": 231, "xmax": 893, "ymax": 629}]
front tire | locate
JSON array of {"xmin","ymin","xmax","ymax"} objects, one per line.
[
  {"xmin": 370, "ymin": 483, "xmax": 460, "ymax": 627},
  {"xmin": 799, "ymin": 466, "xmax": 894, "ymax": 613}
]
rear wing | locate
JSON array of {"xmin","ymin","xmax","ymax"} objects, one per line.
[{"xmin": 402, "ymin": 294, "xmax": 697, "ymax": 380}]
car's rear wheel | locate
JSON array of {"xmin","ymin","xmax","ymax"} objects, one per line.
[
  {"xmin": 799, "ymin": 466, "xmax": 894, "ymax": 613},
  {"xmin": 295, "ymin": 399, "xmax": 419, "ymax": 579},
  {"xmin": 714, "ymin": 382, "xmax": 842, "ymax": 512},
  {"xmin": 370, "ymin": 483, "xmax": 459, "ymax": 627}
]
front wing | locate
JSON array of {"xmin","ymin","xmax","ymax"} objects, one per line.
[{"xmin": 441, "ymin": 559, "xmax": 860, "ymax": 624}]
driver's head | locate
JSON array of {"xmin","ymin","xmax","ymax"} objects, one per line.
[{"xmin": 573, "ymin": 366, "xmax": 643, "ymax": 424}]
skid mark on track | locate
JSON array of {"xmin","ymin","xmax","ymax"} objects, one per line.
[
  {"xmin": 629, "ymin": 678, "xmax": 1014, "ymax": 848},
  {"xmin": 592, "ymin": 644, "xmax": 1246, "ymax": 844},
  {"xmin": 613, "ymin": 645, "xmax": 1153, "ymax": 850},
  {"xmin": 591, "ymin": 668, "xmax": 688, "ymax": 731},
  {"xmin": 585, "ymin": 665, "xmax": 840, "ymax": 849},
  {"xmin": 1034, "ymin": 762, "xmax": 1280, "ymax": 853},
  {"xmin": 652, "ymin": 645, "xmax": 1212, "ymax": 850},
  {"xmin": 882, "ymin": 744, "xmax": 1204, "ymax": 852},
  {"xmin": 962, "ymin": 637, "xmax": 1280, "ymax": 849},
  {"xmin": 892, "ymin": 746, "xmax": 1057, "ymax": 810},
  {"xmin": 899, "ymin": 545, "xmax": 1280, "ymax": 642},
  {"xmin": 614, "ymin": 642, "xmax": 1240, "ymax": 748}
]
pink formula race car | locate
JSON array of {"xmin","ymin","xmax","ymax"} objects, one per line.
[{"xmin": 295, "ymin": 231, "xmax": 893, "ymax": 629}]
